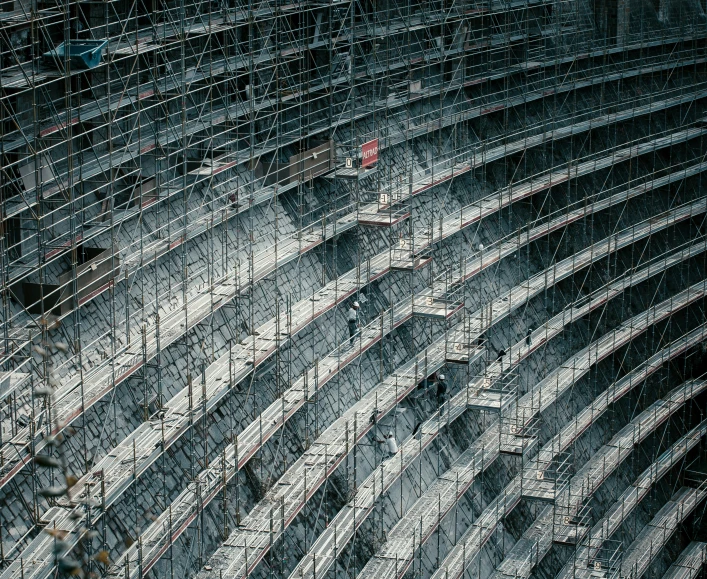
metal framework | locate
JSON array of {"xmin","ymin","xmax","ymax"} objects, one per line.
[{"xmin": 1, "ymin": 0, "xmax": 707, "ymax": 578}]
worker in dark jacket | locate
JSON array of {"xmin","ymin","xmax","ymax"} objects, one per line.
[
  {"xmin": 496, "ymin": 348, "xmax": 506, "ymax": 370},
  {"xmin": 436, "ymin": 373, "xmax": 448, "ymax": 405}
]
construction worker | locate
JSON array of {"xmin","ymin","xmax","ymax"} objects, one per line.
[
  {"xmin": 342, "ymin": 51, "xmax": 352, "ymax": 76},
  {"xmin": 436, "ymin": 373, "xmax": 448, "ymax": 405},
  {"xmin": 348, "ymin": 301, "xmax": 361, "ymax": 346},
  {"xmin": 526, "ymin": 327, "xmax": 533, "ymax": 346},
  {"xmin": 496, "ymin": 348, "xmax": 506, "ymax": 369},
  {"xmin": 376, "ymin": 431, "xmax": 398, "ymax": 457}
]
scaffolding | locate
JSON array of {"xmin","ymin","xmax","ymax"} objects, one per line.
[
  {"xmin": 289, "ymin": 265, "xmax": 707, "ymax": 579},
  {"xmin": 2, "ymin": 80, "xmax": 706, "ymax": 497},
  {"xmin": 432, "ymin": 329, "xmax": 707, "ymax": 579},
  {"xmin": 573, "ymin": 539, "xmax": 624, "ymax": 579},
  {"xmin": 354, "ymin": 378, "xmax": 706, "ymax": 579},
  {"xmin": 291, "ymin": 263, "xmax": 707, "ymax": 579},
  {"xmin": 621, "ymin": 485, "xmax": 707, "ymax": 579},
  {"xmin": 1, "ymin": 0, "xmax": 707, "ymax": 577},
  {"xmin": 661, "ymin": 542, "xmax": 707, "ymax": 579},
  {"xmin": 558, "ymin": 429, "xmax": 707, "ymax": 579},
  {"xmin": 9, "ymin": 180, "xmax": 697, "ymax": 579},
  {"xmin": 488, "ymin": 381, "xmax": 707, "ymax": 579}
]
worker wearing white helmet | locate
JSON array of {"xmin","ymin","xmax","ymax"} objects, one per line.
[
  {"xmin": 376, "ymin": 431, "xmax": 398, "ymax": 457},
  {"xmin": 436, "ymin": 373, "xmax": 448, "ymax": 404},
  {"xmin": 348, "ymin": 301, "xmax": 361, "ymax": 346},
  {"xmin": 385, "ymin": 431, "xmax": 398, "ymax": 455}
]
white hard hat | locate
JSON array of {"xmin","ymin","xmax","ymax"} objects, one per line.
[
  {"xmin": 353, "ymin": 301, "xmax": 360, "ymax": 308},
  {"xmin": 438, "ymin": 374, "xmax": 445, "ymax": 380}
]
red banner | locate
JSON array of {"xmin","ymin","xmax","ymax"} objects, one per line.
[{"xmin": 361, "ymin": 138, "xmax": 379, "ymax": 167}]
